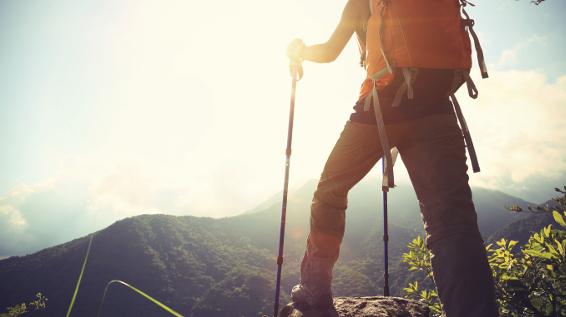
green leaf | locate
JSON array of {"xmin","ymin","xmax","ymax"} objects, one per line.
[
  {"xmin": 558, "ymin": 240, "xmax": 566, "ymax": 256},
  {"xmin": 546, "ymin": 264, "xmax": 554, "ymax": 271},
  {"xmin": 97, "ymin": 280, "xmax": 183, "ymax": 317},
  {"xmin": 498, "ymin": 262, "xmax": 510, "ymax": 269},
  {"xmin": 543, "ymin": 225, "xmax": 551, "ymax": 237},
  {"xmin": 508, "ymin": 240, "xmax": 518, "ymax": 250},
  {"xmin": 546, "ymin": 244, "xmax": 559, "ymax": 257},
  {"xmin": 534, "ymin": 233, "xmax": 544, "ymax": 243},
  {"xmin": 553, "ymin": 210, "xmax": 566, "ymax": 228},
  {"xmin": 523, "ymin": 249, "xmax": 552, "ymax": 259},
  {"xmin": 66, "ymin": 234, "xmax": 94, "ymax": 317}
]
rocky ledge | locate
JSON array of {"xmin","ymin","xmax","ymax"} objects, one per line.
[{"xmin": 278, "ymin": 296, "xmax": 430, "ymax": 317}]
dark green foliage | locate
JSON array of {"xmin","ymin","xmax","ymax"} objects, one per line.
[
  {"xmin": 400, "ymin": 237, "xmax": 443, "ymax": 316},
  {"xmin": 0, "ymin": 293, "xmax": 47, "ymax": 317},
  {"xmin": 0, "ymin": 183, "xmax": 542, "ymax": 316},
  {"xmin": 489, "ymin": 187, "xmax": 566, "ymax": 317},
  {"xmin": 0, "ymin": 215, "xmax": 273, "ymax": 317},
  {"xmin": 192, "ymin": 267, "xmax": 273, "ymax": 317},
  {"xmin": 402, "ymin": 187, "xmax": 566, "ymax": 317}
]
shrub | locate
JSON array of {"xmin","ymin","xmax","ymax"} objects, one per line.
[
  {"xmin": 0, "ymin": 293, "xmax": 47, "ymax": 317},
  {"xmin": 401, "ymin": 187, "xmax": 566, "ymax": 317}
]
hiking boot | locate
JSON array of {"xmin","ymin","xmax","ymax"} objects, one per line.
[{"xmin": 291, "ymin": 283, "xmax": 334, "ymax": 309}]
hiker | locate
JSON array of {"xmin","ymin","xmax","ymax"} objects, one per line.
[{"xmin": 286, "ymin": 0, "xmax": 499, "ymax": 316}]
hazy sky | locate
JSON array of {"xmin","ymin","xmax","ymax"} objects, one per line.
[{"xmin": 1, "ymin": 0, "xmax": 565, "ymax": 256}]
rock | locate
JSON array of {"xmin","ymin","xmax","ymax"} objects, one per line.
[{"xmin": 277, "ymin": 296, "xmax": 430, "ymax": 317}]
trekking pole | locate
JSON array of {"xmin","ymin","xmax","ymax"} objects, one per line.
[
  {"xmin": 380, "ymin": 148, "xmax": 397, "ymax": 297},
  {"xmin": 273, "ymin": 62, "xmax": 301, "ymax": 317},
  {"xmin": 382, "ymin": 159, "xmax": 390, "ymax": 297}
]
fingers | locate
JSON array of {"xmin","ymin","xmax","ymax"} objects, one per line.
[
  {"xmin": 287, "ymin": 38, "xmax": 305, "ymax": 62},
  {"xmin": 288, "ymin": 38, "xmax": 305, "ymax": 80}
]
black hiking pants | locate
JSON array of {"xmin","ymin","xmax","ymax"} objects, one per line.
[{"xmin": 299, "ymin": 70, "xmax": 499, "ymax": 317}]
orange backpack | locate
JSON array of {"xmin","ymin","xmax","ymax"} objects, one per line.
[{"xmin": 359, "ymin": 0, "xmax": 487, "ymax": 188}]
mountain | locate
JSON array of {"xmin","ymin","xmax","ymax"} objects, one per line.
[
  {"xmin": 0, "ymin": 180, "xmax": 540, "ymax": 316},
  {"xmin": 489, "ymin": 198, "xmax": 562, "ymax": 244},
  {"xmin": 0, "ymin": 215, "xmax": 275, "ymax": 317}
]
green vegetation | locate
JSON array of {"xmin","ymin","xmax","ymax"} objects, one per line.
[
  {"xmin": 97, "ymin": 280, "xmax": 183, "ymax": 317},
  {"xmin": 0, "ymin": 215, "xmax": 277, "ymax": 316},
  {"xmin": 0, "ymin": 184, "xmax": 554, "ymax": 316},
  {"xmin": 402, "ymin": 187, "xmax": 566, "ymax": 317},
  {"xmin": 0, "ymin": 293, "xmax": 47, "ymax": 317},
  {"xmin": 65, "ymin": 234, "xmax": 93, "ymax": 317}
]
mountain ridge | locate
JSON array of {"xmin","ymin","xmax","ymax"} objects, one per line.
[{"xmin": 1, "ymin": 181, "xmax": 553, "ymax": 317}]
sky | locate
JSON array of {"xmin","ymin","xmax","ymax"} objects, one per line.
[{"xmin": 0, "ymin": 0, "xmax": 565, "ymax": 257}]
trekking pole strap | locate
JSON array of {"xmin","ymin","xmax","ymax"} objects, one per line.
[
  {"xmin": 450, "ymin": 94, "xmax": 480, "ymax": 173},
  {"xmin": 290, "ymin": 62, "xmax": 303, "ymax": 82},
  {"xmin": 366, "ymin": 84, "xmax": 395, "ymax": 188}
]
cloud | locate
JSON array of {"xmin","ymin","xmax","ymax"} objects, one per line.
[
  {"xmin": 0, "ymin": 182, "xmax": 56, "ymax": 257},
  {"xmin": 2, "ymin": 18, "xmax": 566, "ymax": 257},
  {"xmin": 463, "ymin": 69, "xmax": 566, "ymax": 201},
  {"xmin": 0, "ymin": 205, "xmax": 27, "ymax": 230},
  {"xmin": 0, "ymin": 160, "xmax": 276, "ymax": 257},
  {"xmin": 87, "ymin": 167, "xmax": 157, "ymax": 218},
  {"xmin": 0, "ymin": 170, "xmax": 158, "ymax": 258},
  {"xmin": 494, "ymin": 35, "xmax": 548, "ymax": 69},
  {"xmin": 1, "ymin": 69, "xmax": 564, "ymax": 257}
]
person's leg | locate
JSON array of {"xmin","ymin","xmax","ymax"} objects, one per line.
[
  {"xmin": 293, "ymin": 120, "xmax": 382, "ymax": 307},
  {"xmin": 397, "ymin": 113, "xmax": 499, "ymax": 317}
]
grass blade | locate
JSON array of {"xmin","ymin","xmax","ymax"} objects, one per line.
[
  {"xmin": 96, "ymin": 280, "xmax": 183, "ymax": 317},
  {"xmin": 65, "ymin": 234, "xmax": 94, "ymax": 317}
]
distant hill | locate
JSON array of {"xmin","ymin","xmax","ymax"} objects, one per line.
[
  {"xmin": 489, "ymin": 198, "xmax": 562, "ymax": 244},
  {"xmin": 0, "ymin": 215, "xmax": 275, "ymax": 317},
  {"xmin": 0, "ymin": 180, "xmax": 544, "ymax": 317}
]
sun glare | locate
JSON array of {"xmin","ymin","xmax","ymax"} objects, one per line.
[{"xmin": 70, "ymin": 0, "xmax": 355, "ymax": 216}]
